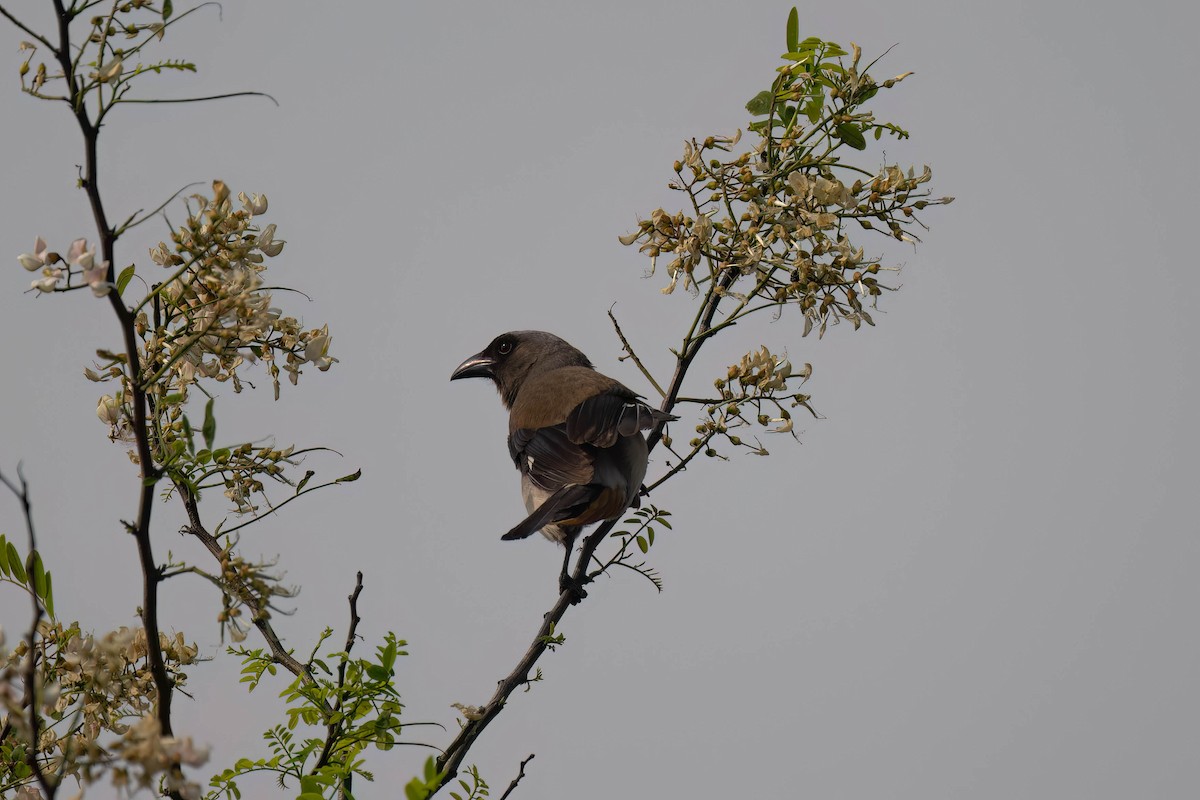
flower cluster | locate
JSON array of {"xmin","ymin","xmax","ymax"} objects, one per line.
[
  {"xmin": 17, "ymin": 236, "xmax": 111, "ymax": 296},
  {"xmin": 214, "ymin": 544, "xmax": 297, "ymax": 642},
  {"xmin": 619, "ymin": 36, "xmax": 952, "ymax": 340},
  {"xmin": 677, "ymin": 345, "xmax": 816, "ymax": 461},
  {"xmin": 144, "ymin": 180, "xmax": 336, "ymax": 401},
  {"xmin": 0, "ymin": 621, "xmax": 201, "ymax": 797},
  {"xmin": 38, "ymin": 181, "xmax": 342, "ymax": 512}
]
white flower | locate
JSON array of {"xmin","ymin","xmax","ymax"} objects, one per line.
[
  {"xmin": 256, "ymin": 224, "xmax": 285, "ymax": 257},
  {"xmin": 162, "ymin": 736, "xmax": 210, "ymax": 767},
  {"xmin": 770, "ymin": 417, "xmax": 793, "ymax": 434},
  {"xmin": 303, "ymin": 326, "xmax": 337, "ymax": 371},
  {"xmin": 97, "ymin": 394, "xmax": 121, "ymax": 424},
  {"xmin": 18, "ymin": 236, "xmax": 49, "ymax": 271},
  {"xmin": 31, "ymin": 268, "xmax": 62, "ymax": 292},
  {"xmin": 94, "ymin": 57, "xmax": 122, "ymax": 84},
  {"xmin": 452, "ymin": 702, "xmax": 485, "ymax": 721},
  {"xmin": 238, "ymin": 191, "xmax": 268, "ymax": 216},
  {"xmin": 82, "ymin": 259, "xmax": 112, "ymax": 296}
]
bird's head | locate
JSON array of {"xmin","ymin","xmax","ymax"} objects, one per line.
[{"xmin": 451, "ymin": 330, "xmax": 592, "ymax": 408}]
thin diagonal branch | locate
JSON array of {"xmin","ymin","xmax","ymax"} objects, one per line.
[
  {"xmin": 0, "ymin": 6, "xmax": 56, "ymax": 50},
  {"xmin": 178, "ymin": 491, "xmax": 326, "ymax": 700},
  {"xmin": 498, "ymin": 754, "xmax": 535, "ymax": 800},
  {"xmin": 114, "ymin": 180, "xmax": 204, "ymax": 236},
  {"xmin": 434, "ymin": 517, "xmax": 616, "ymax": 787},
  {"xmin": 608, "ymin": 306, "xmax": 666, "ymax": 398}
]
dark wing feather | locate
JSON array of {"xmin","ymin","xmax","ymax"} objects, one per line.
[
  {"xmin": 509, "ymin": 425, "xmax": 594, "ymax": 492},
  {"xmin": 566, "ymin": 389, "xmax": 677, "ymax": 448}
]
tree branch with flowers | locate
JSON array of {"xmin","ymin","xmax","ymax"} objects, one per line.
[{"xmin": 1, "ymin": 3, "xmax": 950, "ymax": 800}]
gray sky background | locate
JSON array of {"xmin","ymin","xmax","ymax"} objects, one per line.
[{"xmin": 1, "ymin": 1, "xmax": 1196, "ymax": 797}]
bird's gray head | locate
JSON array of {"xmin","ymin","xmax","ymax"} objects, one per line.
[{"xmin": 450, "ymin": 330, "xmax": 593, "ymax": 408}]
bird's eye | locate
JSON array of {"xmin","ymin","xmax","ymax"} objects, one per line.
[{"xmin": 497, "ymin": 340, "xmax": 513, "ymax": 355}]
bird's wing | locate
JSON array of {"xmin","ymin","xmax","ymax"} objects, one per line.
[
  {"xmin": 565, "ymin": 388, "xmax": 677, "ymax": 448},
  {"xmin": 509, "ymin": 424, "xmax": 595, "ymax": 492}
]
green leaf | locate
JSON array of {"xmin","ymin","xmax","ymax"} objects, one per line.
[
  {"xmin": 786, "ymin": 7, "xmax": 799, "ymax": 53},
  {"xmin": 0, "ymin": 535, "xmax": 9, "ymax": 577},
  {"xmin": 30, "ymin": 550, "xmax": 45, "ymax": 597},
  {"xmin": 745, "ymin": 90, "xmax": 774, "ymax": 116},
  {"xmin": 202, "ymin": 398, "xmax": 216, "ymax": 450},
  {"xmin": 116, "ymin": 264, "xmax": 135, "ymax": 296},
  {"xmin": 336, "ymin": 469, "xmax": 362, "ymax": 483},
  {"xmin": 162, "ymin": 0, "xmax": 173, "ymax": 20},
  {"xmin": 381, "ymin": 639, "xmax": 397, "ymax": 669},
  {"xmin": 636, "ymin": 535, "xmax": 648, "ymax": 554},
  {"xmin": 43, "ymin": 571, "xmax": 54, "ymax": 618},
  {"xmin": 804, "ymin": 94, "xmax": 824, "ymax": 123},
  {"xmin": 836, "ymin": 122, "xmax": 867, "ymax": 149},
  {"xmin": 181, "ymin": 415, "xmax": 195, "ymax": 453},
  {"xmin": 7, "ymin": 542, "xmax": 26, "ymax": 583}
]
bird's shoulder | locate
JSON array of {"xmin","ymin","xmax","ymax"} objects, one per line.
[{"xmin": 508, "ymin": 366, "xmax": 633, "ymax": 431}]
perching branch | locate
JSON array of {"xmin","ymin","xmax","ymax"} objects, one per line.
[
  {"xmin": 434, "ymin": 517, "xmax": 619, "ymax": 787},
  {"xmin": 432, "ymin": 258, "xmax": 726, "ymax": 794}
]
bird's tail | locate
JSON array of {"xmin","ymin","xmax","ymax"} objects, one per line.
[{"xmin": 501, "ymin": 484, "xmax": 597, "ymax": 541}]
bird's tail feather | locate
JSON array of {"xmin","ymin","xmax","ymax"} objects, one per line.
[{"xmin": 501, "ymin": 484, "xmax": 596, "ymax": 541}]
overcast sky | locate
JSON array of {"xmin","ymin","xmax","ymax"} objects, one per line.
[{"xmin": 1, "ymin": 1, "xmax": 1196, "ymax": 798}]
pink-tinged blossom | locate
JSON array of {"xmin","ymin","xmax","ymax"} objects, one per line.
[{"xmin": 83, "ymin": 260, "xmax": 112, "ymax": 296}]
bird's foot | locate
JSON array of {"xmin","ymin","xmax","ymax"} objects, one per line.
[{"xmin": 558, "ymin": 573, "xmax": 589, "ymax": 604}]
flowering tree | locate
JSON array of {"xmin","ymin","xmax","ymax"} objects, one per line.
[{"xmin": 0, "ymin": 3, "xmax": 949, "ymax": 799}]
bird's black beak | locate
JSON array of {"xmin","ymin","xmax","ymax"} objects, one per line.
[{"xmin": 450, "ymin": 351, "xmax": 495, "ymax": 381}]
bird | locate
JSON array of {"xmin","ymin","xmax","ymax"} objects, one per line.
[{"xmin": 451, "ymin": 330, "xmax": 675, "ymax": 598}]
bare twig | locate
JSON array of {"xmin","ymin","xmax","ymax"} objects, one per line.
[
  {"xmin": 608, "ymin": 306, "xmax": 666, "ymax": 398},
  {"xmin": 114, "ymin": 180, "xmax": 204, "ymax": 236},
  {"xmin": 0, "ymin": 467, "xmax": 57, "ymax": 798},
  {"xmin": 313, "ymin": 572, "xmax": 365, "ymax": 772},
  {"xmin": 110, "ymin": 90, "xmax": 279, "ymax": 107},
  {"xmin": 498, "ymin": 754, "xmax": 536, "ymax": 800},
  {"xmin": 0, "ymin": 6, "xmax": 55, "ymax": 49}
]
